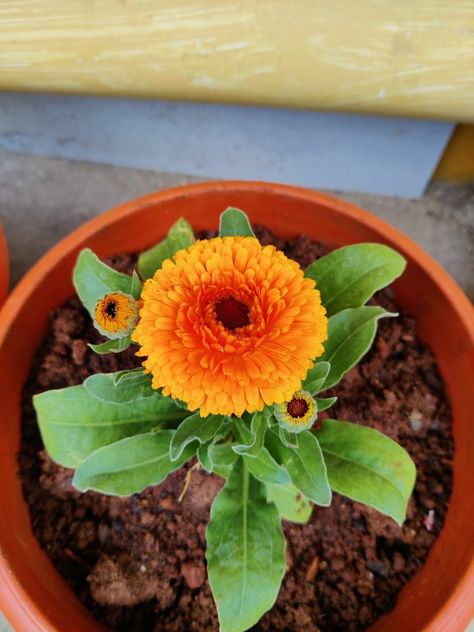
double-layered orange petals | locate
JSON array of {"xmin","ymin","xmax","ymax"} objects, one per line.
[{"xmin": 133, "ymin": 237, "xmax": 328, "ymax": 416}]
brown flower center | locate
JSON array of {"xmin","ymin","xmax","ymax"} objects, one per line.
[
  {"xmin": 105, "ymin": 300, "xmax": 117, "ymax": 318},
  {"xmin": 287, "ymin": 397, "xmax": 309, "ymax": 418},
  {"xmin": 215, "ymin": 296, "xmax": 250, "ymax": 331}
]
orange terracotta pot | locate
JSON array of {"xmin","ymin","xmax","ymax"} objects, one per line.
[
  {"xmin": 0, "ymin": 223, "xmax": 9, "ymax": 308},
  {"xmin": 0, "ymin": 182, "xmax": 473, "ymax": 632}
]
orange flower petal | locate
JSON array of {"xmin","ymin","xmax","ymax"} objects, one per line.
[{"xmin": 132, "ymin": 236, "xmax": 328, "ymax": 416}]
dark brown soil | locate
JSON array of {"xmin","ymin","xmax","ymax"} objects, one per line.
[{"xmin": 19, "ymin": 228, "xmax": 454, "ymax": 632}]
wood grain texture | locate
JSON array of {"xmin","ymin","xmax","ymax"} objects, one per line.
[{"xmin": 0, "ymin": 0, "xmax": 473, "ymax": 121}]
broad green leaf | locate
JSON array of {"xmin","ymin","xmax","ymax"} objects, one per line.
[
  {"xmin": 315, "ymin": 419, "xmax": 416, "ymax": 525},
  {"xmin": 278, "ymin": 426, "xmax": 298, "ymax": 448},
  {"xmin": 73, "ymin": 248, "xmax": 139, "ymax": 315},
  {"xmin": 138, "ymin": 217, "xmax": 195, "ymax": 279},
  {"xmin": 233, "ymin": 412, "xmax": 268, "ymax": 456},
  {"xmin": 206, "ymin": 459, "xmax": 285, "ymax": 632},
  {"xmin": 315, "ymin": 396, "xmax": 337, "ymax": 412},
  {"xmin": 305, "ymin": 243, "xmax": 406, "ymax": 316},
  {"xmin": 72, "ymin": 431, "xmax": 194, "ymax": 495},
  {"xmin": 302, "ymin": 361, "xmax": 330, "ymax": 394},
  {"xmin": 265, "ymin": 482, "xmax": 313, "ymax": 524},
  {"xmin": 198, "ymin": 443, "xmax": 238, "ymax": 478},
  {"xmin": 321, "ymin": 306, "xmax": 395, "ymax": 389},
  {"xmin": 170, "ymin": 413, "xmax": 227, "ymax": 461},
  {"xmin": 83, "ymin": 370, "xmax": 154, "ymax": 403},
  {"xmin": 34, "ymin": 382, "xmax": 187, "ymax": 468},
  {"xmin": 219, "ymin": 207, "xmax": 255, "ymax": 238},
  {"xmin": 267, "ymin": 429, "xmax": 331, "ymax": 506},
  {"xmin": 88, "ymin": 336, "xmax": 131, "ymax": 354},
  {"xmin": 243, "ymin": 448, "xmax": 290, "ymax": 486}
]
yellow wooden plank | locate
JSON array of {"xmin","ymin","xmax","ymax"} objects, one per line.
[
  {"xmin": 434, "ymin": 124, "xmax": 474, "ymax": 181},
  {"xmin": 0, "ymin": 1, "xmax": 473, "ymax": 122}
]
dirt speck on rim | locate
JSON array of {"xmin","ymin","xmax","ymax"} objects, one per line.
[{"xmin": 19, "ymin": 229, "xmax": 453, "ymax": 631}]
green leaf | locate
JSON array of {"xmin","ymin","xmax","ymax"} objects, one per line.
[
  {"xmin": 321, "ymin": 306, "xmax": 395, "ymax": 389},
  {"xmin": 305, "ymin": 243, "xmax": 406, "ymax": 316},
  {"xmin": 170, "ymin": 413, "xmax": 227, "ymax": 461},
  {"xmin": 315, "ymin": 419, "xmax": 416, "ymax": 525},
  {"xmin": 315, "ymin": 396, "xmax": 337, "ymax": 412},
  {"xmin": 243, "ymin": 448, "xmax": 291, "ymax": 486},
  {"xmin": 265, "ymin": 482, "xmax": 313, "ymax": 524},
  {"xmin": 72, "ymin": 431, "xmax": 194, "ymax": 495},
  {"xmin": 278, "ymin": 426, "xmax": 298, "ymax": 448},
  {"xmin": 206, "ymin": 459, "xmax": 285, "ymax": 632},
  {"xmin": 83, "ymin": 370, "xmax": 154, "ymax": 403},
  {"xmin": 302, "ymin": 361, "xmax": 331, "ymax": 394},
  {"xmin": 34, "ymin": 379, "xmax": 187, "ymax": 468},
  {"xmin": 197, "ymin": 443, "xmax": 213, "ymax": 472},
  {"xmin": 198, "ymin": 443, "xmax": 238, "ymax": 478},
  {"xmin": 130, "ymin": 270, "xmax": 142, "ymax": 298},
  {"xmin": 267, "ymin": 429, "xmax": 331, "ymax": 506},
  {"xmin": 73, "ymin": 248, "xmax": 139, "ymax": 315},
  {"xmin": 138, "ymin": 217, "xmax": 195, "ymax": 279},
  {"xmin": 219, "ymin": 207, "xmax": 255, "ymax": 238},
  {"xmin": 112, "ymin": 367, "xmax": 148, "ymax": 386},
  {"xmin": 88, "ymin": 336, "xmax": 132, "ymax": 355},
  {"xmin": 233, "ymin": 412, "xmax": 268, "ymax": 456}
]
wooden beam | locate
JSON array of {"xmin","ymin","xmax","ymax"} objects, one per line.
[{"xmin": 0, "ymin": 1, "xmax": 473, "ymax": 122}]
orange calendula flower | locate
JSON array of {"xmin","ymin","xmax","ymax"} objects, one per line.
[
  {"xmin": 132, "ymin": 237, "xmax": 328, "ymax": 416},
  {"xmin": 94, "ymin": 291, "xmax": 138, "ymax": 339},
  {"xmin": 274, "ymin": 390, "xmax": 318, "ymax": 433}
]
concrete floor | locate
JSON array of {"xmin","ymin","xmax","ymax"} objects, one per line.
[
  {"xmin": 0, "ymin": 150, "xmax": 473, "ymax": 300},
  {"xmin": 0, "ymin": 151, "xmax": 473, "ymax": 632}
]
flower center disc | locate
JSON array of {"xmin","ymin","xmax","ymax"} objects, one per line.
[
  {"xmin": 215, "ymin": 296, "xmax": 250, "ymax": 331},
  {"xmin": 105, "ymin": 300, "xmax": 117, "ymax": 318},
  {"xmin": 287, "ymin": 398, "xmax": 309, "ymax": 418}
]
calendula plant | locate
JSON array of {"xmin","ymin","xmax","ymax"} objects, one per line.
[{"xmin": 34, "ymin": 208, "xmax": 416, "ymax": 632}]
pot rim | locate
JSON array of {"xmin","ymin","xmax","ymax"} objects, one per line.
[
  {"xmin": 0, "ymin": 180, "xmax": 473, "ymax": 632},
  {"xmin": 2, "ymin": 181, "xmax": 473, "ymax": 339}
]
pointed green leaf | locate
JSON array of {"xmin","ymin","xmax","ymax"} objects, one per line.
[
  {"xmin": 207, "ymin": 459, "xmax": 285, "ymax": 632},
  {"xmin": 138, "ymin": 217, "xmax": 195, "ymax": 279},
  {"xmin": 34, "ymin": 380, "xmax": 187, "ymax": 468},
  {"xmin": 73, "ymin": 248, "xmax": 138, "ymax": 315},
  {"xmin": 233, "ymin": 412, "xmax": 268, "ymax": 456},
  {"xmin": 170, "ymin": 413, "xmax": 227, "ymax": 461},
  {"xmin": 72, "ymin": 431, "xmax": 194, "ymax": 495},
  {"xmin": 315, "ymin": 396, "xmax": 337, "ymax": 412},
  {"xmin": 243, "ymin": 448, "xmax": 291, "ymax": 486},
  {"xmin": 83, "ymin": 370, "xmax": 154, "ymax": 403},
  {"xmin": 278, "ymin": 426, "xmax": 299, "ymax": 448},
  {"xmin": 265, "ymin": 482, "xmax": 313, "ymax": 524},
  {"xmin": 219, "ymin": 207, "xmax": 255, "ymax": 238},
  {"xmin": 305, "ymin": 243, "xmax": 406, "ymax": 316},
  {"xmin": 321, "ymin": 306, "xmax": 395, "ymax": 389},
  {"xmin": 112, "ymin": 367, "xmax": 148, "ymax": 386},
  {"xmin": 315, "ymin": 419, "xmax": 416, "ymax": 525},
  {"xmin": 198, "ymin": 443, "xmax": 238, "ymax": 478},
  {"xmin": 302, "ymin": 361, "xmax": 330, "ymax": 394},
  {"xmin": 88, "ymin": 335, "xmax": 132, "ymax": 355},
  {"xmin": 267, "ymin": 429, "xmax": 331, "ymax": 506},
  {"xmin": 130, "ymin": 270, "xmax": 143, "ymax": 298}
]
